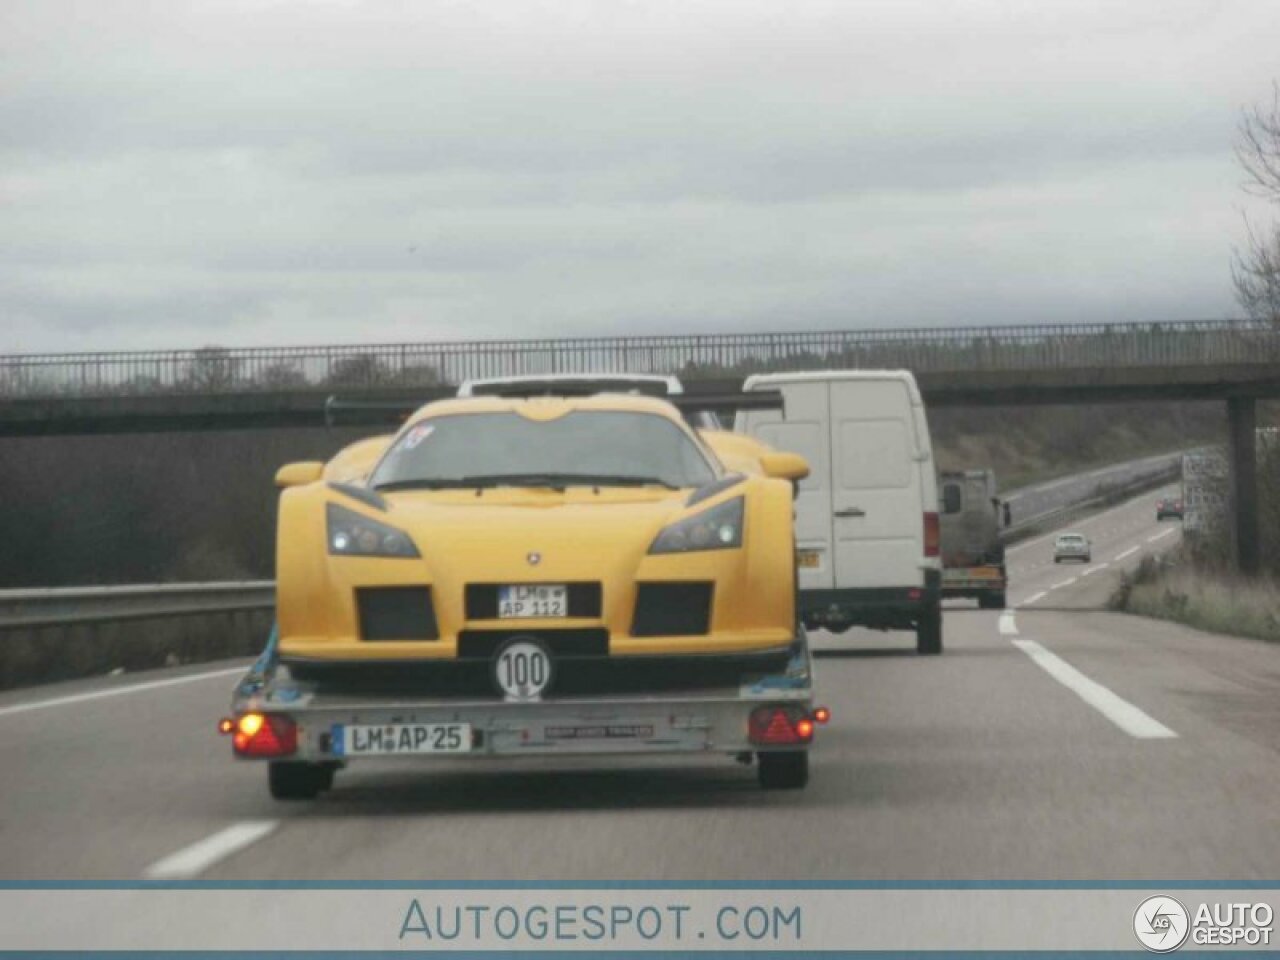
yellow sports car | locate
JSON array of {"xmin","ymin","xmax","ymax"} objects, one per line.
[{"xmin": 271, "ymin": 392, "xmax": 809, "ymax": 697}]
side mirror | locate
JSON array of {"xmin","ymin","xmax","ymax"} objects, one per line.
[
  {"xmin": 274, "ymin": 461, "xmax": 324, "ymax": 488},
  {"xmin": 759, "ymin": 452, "xmax": 810, "ymax": 482}
]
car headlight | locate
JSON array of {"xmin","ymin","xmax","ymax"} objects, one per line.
[
  {"xmin": 326, "ymin": 502, "xmax": 419, "ymax": 558},
  {"xmin": 649, "ymin": 497, "xmax": 744, "ymax": 554}
]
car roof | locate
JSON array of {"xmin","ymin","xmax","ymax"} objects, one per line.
[
  {"xmin": 404, "ymin": 392, "xmax": 689, "ymax": 425},
  {"xmin": 457, "ymin": 373, "xmax": 684, "ymax": 397}
]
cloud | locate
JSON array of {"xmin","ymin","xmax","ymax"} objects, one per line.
[{"xmin": 0, "ymin": 0, "xmax": 1275, "ymax": 351}]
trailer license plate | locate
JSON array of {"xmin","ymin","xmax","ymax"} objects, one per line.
[
  {"xmin": 332, "ymin": 722, "xmax": 471, "ymax": 756},
  {"xmin": 797, "ymin": 550, "xmax": 821, "ymax": 568},
  {"xmin": 498, "ymin": 584, "xmax": 567, "ymax": 618}
]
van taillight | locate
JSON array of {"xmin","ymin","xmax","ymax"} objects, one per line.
[{"xmin": 924, "ymin": 511, "xmax": 940, "ymax": 557}]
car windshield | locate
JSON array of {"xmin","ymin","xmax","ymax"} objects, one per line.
[
  {"xmin": 370, "ymin": 410, "xmax": 717, "ymax": 490},
  {"xmin": 1060, "ymin": 536, "xmax": 1085, "ymax": 544}
]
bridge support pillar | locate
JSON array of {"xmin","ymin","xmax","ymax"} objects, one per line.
[{"xmin": 1227, "ymin": 396, "xmax": 1259, "ymax": 576}]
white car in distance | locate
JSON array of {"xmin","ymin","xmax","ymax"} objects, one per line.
[{"xmin": 1053, "ymin": 533, "xmax": 1092, "ymax": 564}]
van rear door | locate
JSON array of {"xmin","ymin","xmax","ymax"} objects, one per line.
[
  {"xmin": 743, "ymin": 380, "xmax": 834, "ymax": 591},
  {"xmin": 829, "ymin": 379, "xmax": 924, "ymax": 590}
]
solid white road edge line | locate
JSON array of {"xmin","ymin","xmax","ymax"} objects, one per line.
[
  {"xmin": 998, "ymin": 611, "xmax": 1018, "ymax": 636},
  {"xmin": 0, "ymin": 666, "xmax": 247, "ymax": 719},
  {"xmin": 1050, "ymin": 577, "xmax": 1079, "ymax": 589},
  {"xmin": 1019, "ymin": 591, "xmax": 1048, "ymax": 607},
  {"xmin": 1011, "ymin": 639, "xmax": 1178, "ymax": 739},
  {"xmin": 1147, "ymin": 528, "xmax": 1178, "ymax": 543},
  {"xmin": 1114, "ymin": 546, "xmax": 1141, "ymax": 561},
  {"xmin": 143, "ymin": 821, "xmax": 279, "ymax": 879}
]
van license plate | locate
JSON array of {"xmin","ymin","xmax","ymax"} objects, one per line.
[{"xmin": 797, "ymin": 550, "xmax": 821, "ymax": 569}]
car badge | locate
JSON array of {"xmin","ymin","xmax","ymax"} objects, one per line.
[{"xmin": 527, "ymin": 551, "xmax": 541, "ymax": 566}]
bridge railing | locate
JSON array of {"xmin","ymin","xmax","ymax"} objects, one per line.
[{"xmin": 2, "ymin": 319, "xmax": 1277, "ymax": 399}]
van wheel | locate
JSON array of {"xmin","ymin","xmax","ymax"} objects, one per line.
[
  {"xmin": 757, "ymin": 751, "xmax": 809, "ymax": 790},
  {"xmin": 916, "ymin": 603, "xmax": 942, "ymax": 655},
  {"xmin": 978, "ymin": 592, "xmax": 1006, "ymax": 610},
  {"xmin": 268, "ymin": 762, "xmax": 327, "ymax": 800}
]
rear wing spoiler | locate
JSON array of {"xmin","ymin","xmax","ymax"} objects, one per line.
[{"xmin": 323, "ymin": 389, "xmax": 783, "ymax": 428}]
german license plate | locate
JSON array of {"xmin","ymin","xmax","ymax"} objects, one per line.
[
  {"xmin": 332, "ymin": 722, "xmax": 471, "ymax": 756},
  {"xmin": 498, "ymin": 584, "xmax": 567, "ymax": 618},
  {"xmin": 797, "ymin": 550, "xmax": 821, "ymax": 569}
]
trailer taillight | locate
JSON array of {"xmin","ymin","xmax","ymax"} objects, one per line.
[
  {"xmin": 748, "ymin": 706, "xmax": 814, "ymax": 746},
  {"xmin": 924, "ymin": 511, "xmax": 940, "ymax": 557},
  {"xmin": 231, "ymin": 712, "xmax": 297, "ymax": 757}
]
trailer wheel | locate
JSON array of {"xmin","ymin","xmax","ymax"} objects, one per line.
[
  {"xmin": 978, "ymin": 592, "xmax": 1006, "ymax": 610},
  {"xmin": 269, "ymin": 762, "xmax": 327, "ymax": 800},
  {"xmin": 757, "ymin": 751, "xmax": 809, "ymax": 790},
  {"xmin": 916, "ymin": 602, "xmax": 942, "ymax": 655}
]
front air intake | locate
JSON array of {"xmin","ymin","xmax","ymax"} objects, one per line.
[
  {"xmin": 356, "ymin": 586, "xmax": 439, "ymax": 641},
  {"xmin": 631, "ymin": 582, "xmax": 713, "ymax": 637}
]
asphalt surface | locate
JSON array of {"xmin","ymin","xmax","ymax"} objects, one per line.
[{"xmin": 2, "ymin": 485, "xmax": 1277, "ymax": 881}]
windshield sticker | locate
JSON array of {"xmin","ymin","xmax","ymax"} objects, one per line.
[{"xmin": 402, "ymin": 423, "xmax": 435, "ymax": 450}]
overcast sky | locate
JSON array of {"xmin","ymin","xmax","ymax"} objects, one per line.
[{"xmin": 2, "ymin": 0, "xmax": 1277, "ymax": 353}]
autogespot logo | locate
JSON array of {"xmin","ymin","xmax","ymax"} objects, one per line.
[{"xmin": 1134, "ymin": 896, "xmax": 1191, "ymax": 953}]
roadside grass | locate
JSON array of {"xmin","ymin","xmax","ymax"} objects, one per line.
[{"xmin": 1113, "ymin": 554, "xmax": 1280, "ymax": 644}]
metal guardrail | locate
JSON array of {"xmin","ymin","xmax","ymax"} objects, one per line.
[
  {"xmin": 2, "ymin": 319, "xmax": 1277, "ymax": 400},
  {"xmin": 0, "ymin": 581, "xmax": 273, "ymax": 630},
  {"xmin": 1000, "ymin": 465, "xmax": 1181, "ymax": 544}
]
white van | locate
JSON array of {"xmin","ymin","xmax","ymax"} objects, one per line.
[{"xmin": 736, "ymin": 371, "xmax": 942, "ymax": 654}]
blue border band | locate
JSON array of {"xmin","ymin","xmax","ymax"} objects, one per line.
[{"xmin": 1, "ymin": 880, "xmax": 1277, "ymax": 890}]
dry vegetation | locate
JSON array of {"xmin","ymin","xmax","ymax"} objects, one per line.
[
  {"xmin": 1115, "ymin": 556, "xmax": 1280, "ymax": 644},
  {"xmin": 929, "ymin": 401, "xmax": 1222, "ymax": 491},
  {"xmin": 1112, "ymin": 419, "xmax": 1280, "ymax": 642}
]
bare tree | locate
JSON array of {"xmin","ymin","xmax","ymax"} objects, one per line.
[{"xmin": 1233, "ymin": 83, "xmax": 1280, "ymax": 324}]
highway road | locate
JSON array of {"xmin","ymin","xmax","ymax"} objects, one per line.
[{"xmin": 2, "ymin": 485, "xmax": 1277, "ymax": 881}]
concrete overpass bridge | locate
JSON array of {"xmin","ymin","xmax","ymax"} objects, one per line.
[{"xmin": 2, "ymin": 319, "xmax": 1278, "ymax": 571}]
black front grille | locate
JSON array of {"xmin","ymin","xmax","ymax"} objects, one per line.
[
  {"xmin": 631, "ymin": 582, "xmax": 713, "ymax": 637},
  {"xmin": 356, "ymin": 586, "xmax": 439, "ymax": 641},
  {"xmin": 457, "ymin": 628, "xmax": 609, "ymax": 660},
  {"xmin": 465, "ymin": 583, "xmax": 602, "ymax": 619}
]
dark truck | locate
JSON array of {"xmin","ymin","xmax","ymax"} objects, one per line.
[{"xmin": 938, "ymin": 469, "xmax": 1009, "ymax": 610}]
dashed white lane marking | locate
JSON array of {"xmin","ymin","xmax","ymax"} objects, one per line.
[
  {"xmin": 1147, "ymin": 528, "xmax": 1177, "ymax": 543},
  {"xmin": 1019, "ymin": 591, "xmax": 1048, "ymax": 606},
  {"xmin": 144, "ymin": 820, "xmax": 279, "ymax": 879},
  {"xmin": 1051, "ymin": 577, "xmax": 1079, "ymax": 589},
  {"xmin": 1012, "ymin": 639, "xmax": 1178, "ymax": 739},
  {"xmin": 998, "ymin": 611, "xmax": 1019, "ymax": 635},
  {"xmin": 1080, "ymin": 563, "xmax": 1110, "ymax": 577},
  {"xmin": 0, "ymin": 666, "xmax": 247, "ymax": 720},
  {"xmin": 1114, "ymin": 546, "xmax": 1140, "ymax": 561}
]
